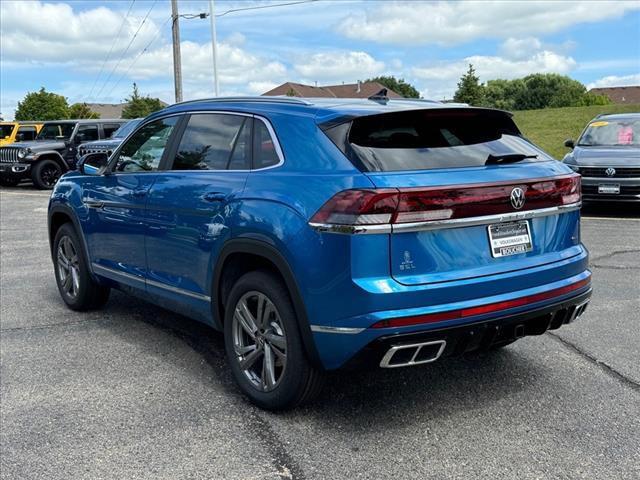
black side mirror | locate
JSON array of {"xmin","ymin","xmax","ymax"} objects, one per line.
[
  {"xmin": 79, "ymin": 152, "xmax": 109, "ymax": 175},
  {"xmin": 564, "ymin": 139, "xmax": 575, "ymax": 149},
  {"xmin": 74, "ymin": 133, "xmax": 86, "ymax": 144},
  {"xmin": 16, "ymin": 133, "xmax": 24, "ymax": 142}
]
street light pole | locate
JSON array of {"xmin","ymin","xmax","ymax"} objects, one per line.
[
  {"xmin": 171, "ymin": 0, "xmax": 183, "ymax": 103},
  {"xmin": 208, "ymin": 0, "xmax": 219, "ymax": 96}
]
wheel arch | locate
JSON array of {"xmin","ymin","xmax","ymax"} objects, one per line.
[
  {"xmin": 48, "ymin": 204, "xmax": 95, "ymax": 278},
  {"xmin": 213, "ymin": 238, "xmax": 323, "ymax": 369},
  {"xmin": 34, "ymin": 151, "xmax": 68, "ymax": 172}
]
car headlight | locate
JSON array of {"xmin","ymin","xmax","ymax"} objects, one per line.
[{"xmin": 17, "ymin": 148, "xmax": 27, "ymax": 159}]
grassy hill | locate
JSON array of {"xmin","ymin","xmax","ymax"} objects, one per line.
[{"xmin": 512, "ymin": 103, "xmax": 640, "ymax": 159}]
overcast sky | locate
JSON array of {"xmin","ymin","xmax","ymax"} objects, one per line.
[{"xmin": 1, "ymin": 0, "xmax": 639, "ymax": 119}]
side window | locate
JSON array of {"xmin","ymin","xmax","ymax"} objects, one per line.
[
  {"xmin": 253, "ymin": 119, "xmax": 281, "ymax": 169},
  {"xmin": 103, "ymin": 123, "xmax": 122, "ymax": 138},
  {"xmin": 114, "ymin": 117, "xmax": 178, "ymax": 173},
  {"xmin": 172, "ymin": 114, "xmax": 250, "ymax": 171},
  {"xmin": 17, "ymin": 126, "xmax": 37, "ymax": 141},
  {"xmin": 76, "ymin": 124, "xmax": 99, "ymax": 142}
]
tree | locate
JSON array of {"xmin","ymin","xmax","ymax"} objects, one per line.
[
  {"xmin": 69, "ymin": 102, "xmax": 100, "ymax": 119},
  {"xmin": 453, "ymin": 64, "xmax": 485, "ymax": 106},
  {"xmin": 366, "ymin": 76, "xmax": 420, "ymax": 98},
  {"xmin": 285, "ymin": 88, "xmax": 298, "ymax": 97},
  {"xmin": 121, "ymin": 83, "xmax": 164, "ymax": 119},
  {"xmin": 14, "ymin": 87, "xmax": 69, "ymax": 121}
]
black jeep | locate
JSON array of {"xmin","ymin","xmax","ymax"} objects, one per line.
[{"xmin": 0, "ymin": 119, "xmax": 125, "ymax": 189}]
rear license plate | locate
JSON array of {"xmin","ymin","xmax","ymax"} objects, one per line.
[
  {"xmin": 598, "ymin": 184, "xmax": 620, "ymax": 194},
  {"xmin": 488, "ymin": 221, "xmax": 533, "ymax": 258}
]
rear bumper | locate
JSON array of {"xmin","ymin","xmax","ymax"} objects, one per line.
[
  {"xmin": 342, "ymin": 287, "xmax": 591, "ymax": 370},
  {"xmin": 311, "ymin": 270, "xmax": 591, "ymax": 370}
]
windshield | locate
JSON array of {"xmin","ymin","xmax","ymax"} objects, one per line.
[
  {"xmin": 0, "ymin": 124, "xmax": 15, "ymax": 138},
  {"xmin": 327, "ymin": 109, "xmax": 551, "ymax": 172},
  {"xmin": 37, "ymin": 123, "xmax": 76, "ymax": 140},
  {"xmin": 112, "ymin": 119, "xmax": 142, "ymax": 139},
  {"xmin": 578, "ymin": 118, "xmax": 640, "ymax": 147}
]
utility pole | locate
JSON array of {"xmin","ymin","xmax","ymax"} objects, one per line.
[
  {"xmin": 208, "ymin": 0, "xmax": 219, "ymax": 96},
  {"xmin": 171, "ymin": 0, "xmax": 183, "ymax": 103}
]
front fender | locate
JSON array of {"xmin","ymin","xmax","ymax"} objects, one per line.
[{"xmin": 32, "ymin": 150, "xmax": 68, "ymax": 171}]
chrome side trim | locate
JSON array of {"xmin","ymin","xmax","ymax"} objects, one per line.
[
  {"xmin": 92, "ymin": 263, "xmax": 145, "ymax": 284},
  {"xmin": 380, "ymin": 340, "xmax": 447, "ymax": 368},
  {"xmin": 146, "ymin": 278, "xmax": 211, "ymax": 302},
  {"xmin": 309, "ymin": 203, "xmax": 582, "ymax": 235},
  {"xmin": 310, "ymin": 325, "xmax": 366, "ymax": 334},
  {"xmin": 92, "ymin": 263, "xmax": 211, "ymax": 301}
]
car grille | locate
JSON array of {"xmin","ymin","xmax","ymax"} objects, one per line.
[
  {"xmin": 0, "ymin": 147, "xmax": 21, "ymax": 163},
  {"xmin": 578, "ymin": 167, "xmax": 640, "ymax": 178},
  {"xmin": 78, "ymin": 146, "xmax": 113, "ymax": 157}
]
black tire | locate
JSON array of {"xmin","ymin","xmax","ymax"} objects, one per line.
[
  {"xmin": 53, "ymin": 223, "xmax": 110, "ymax": 311},
  {"xmin": 224, "ymin": 270, "xmax": 325, "ymax": 410},
  {"xmin": 0, "ymin": 177, "xmax": 19, "ymax": 187},
  {"xmin": 32, "ymin": 159, "xmax": 62, "ymax": 189}
]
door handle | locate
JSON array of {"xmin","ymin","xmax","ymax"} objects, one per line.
[
  {"xmin": 202, "ymin": 192, "xmax": 227, "ymax": 202},
  {"xmin": 85, "ymin": 200, "xmax": 104, "ymax": 209},
  {"xmin": 132, "ymin": 189, "xmax": 147, "ymax": 198}
]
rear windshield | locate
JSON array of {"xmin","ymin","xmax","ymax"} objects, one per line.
[{"xmin": 325, "ymin": 109, "xmax": 550, "ymax": 172}]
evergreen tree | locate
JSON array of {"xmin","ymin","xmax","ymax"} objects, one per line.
[
  {"xmin": 121, "ymin": 83, "xmax": 164, "ymax": 119},
  {"xmin": 366, "ymin": 76, "xmax": 420, "ymax": 98},
  {"xmin": 69, "ymin": 102, "xmax": 100, "ymax": 119},
  {"xmin": 453, "ymin": 64, "xmax": 485, "ymax": 106}
]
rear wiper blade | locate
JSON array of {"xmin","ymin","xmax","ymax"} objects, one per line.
[{"xmin": 486, "ymin": 153, "xmax": 537, "ymax": 165}]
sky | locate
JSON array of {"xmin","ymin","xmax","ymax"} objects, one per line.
[{"xmin": 1, "ymin": 0, "xmax": 639, "ymax": 119}]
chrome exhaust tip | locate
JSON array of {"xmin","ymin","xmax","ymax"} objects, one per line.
[{"xmin": 380, "ymin": 340, "xmax": 447, "ymax": 368}]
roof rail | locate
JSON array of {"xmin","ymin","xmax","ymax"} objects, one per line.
[{"xmin": 172, "ymin": 96, "xmax": 313, "ymax": 107}]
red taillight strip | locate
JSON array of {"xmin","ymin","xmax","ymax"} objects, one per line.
[{"xmin": 371, "ymin": 277, "xmax": 591, "ymax": 329}]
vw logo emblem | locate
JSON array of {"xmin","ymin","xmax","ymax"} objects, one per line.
[
  {"xmin": 510, "ymin": 187, "xmax": 525, "ymax": 210},
  {"xmin": 605, "ymin": 167, "xmax": 616, "ymax": 177}
]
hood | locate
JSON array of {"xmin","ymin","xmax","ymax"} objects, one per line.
[
  {"xmin": 2, "ymin": 139, "xmax": 66, "ymax": 151},
  {"xmin": 79, "ymin": 138, "xmax": 122, "ymax": 150},
  {"xmin": 572, "ymin": 146, "xmax": 640, "ymax": 166}
]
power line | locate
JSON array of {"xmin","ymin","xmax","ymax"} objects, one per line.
[
  {"xmin": 216, "ymin": 0, "xmax": 319, "ymax": 18},
  {"xmin": 95, "ymin": 0, "xmax": 159, "ymax": 100},
  {"xmin": 105, "ymin": 15, "xmax": 172, "ymax": 99},
  {"xmin": 87, "ymin": 0, "xmax": 136, "ymax": 99}
]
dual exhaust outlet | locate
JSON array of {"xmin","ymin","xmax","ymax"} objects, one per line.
[{"xmin": 380, "ymin": 340, "xmax": 447, "ymax": 368}]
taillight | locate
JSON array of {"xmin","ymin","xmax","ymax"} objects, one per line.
[{"xmin": 309, "ymin": 174, "xmax": 581, "ymax": 230}]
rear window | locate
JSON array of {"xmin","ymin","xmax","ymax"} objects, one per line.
[{"xmin": 325, "ymin": 109, "xmax": 551, "ymax": 172}]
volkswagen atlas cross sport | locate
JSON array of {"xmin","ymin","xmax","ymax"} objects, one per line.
[
  {"xmin": 48, "ymin": 95, "xmax": 592, "ymax": 410},
  {"xmin": 563, "ymin": 113, "xmax": 640, "ymax": 202}
]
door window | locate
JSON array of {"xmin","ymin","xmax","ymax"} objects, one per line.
[
  {"xmin": 114, "ymin": 117, "xmax": 178, "ymax": 173},
  {"xmin": 103, "ymin": 123, "xmax": 123, "ymax": 138},
  {"xmin": 172, "ymin": 114, "xmax": 251, "ymax": 171},
  {"xmin": 17, "ymin": 126, "xmax": 37, "ymax": 141},
  {"xmin": 76, "ymin": 124, "xmax": 99, "ymax": 142}
]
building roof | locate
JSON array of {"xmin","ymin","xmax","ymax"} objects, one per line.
[
  {"xmin": 262, "ymin": 81, "xmax": 404, "ymax": 99},
  {"xmin": 588, "ymin": 86, "xmax": 640, "ymax": 104},
  {"xmin": 85, "ymin": 101, "xmax": 169, "ymax": 119}
]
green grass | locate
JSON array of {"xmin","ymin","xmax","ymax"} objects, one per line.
[{"xmin": 512, "ymin": 104, "xmax": 640, "ymax": 159}]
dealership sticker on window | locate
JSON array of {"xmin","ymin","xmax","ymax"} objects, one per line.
[
  {"xmin": 589, "ymin": 121, "xmax": 609, "ymax": 127},
  {"xmin": 488, "ymin": 221, "xmax": 533, "ymax": 258}
]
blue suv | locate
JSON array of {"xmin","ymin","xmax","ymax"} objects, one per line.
[{"xmin": 48, "ymin": 96, "xmax": 592, "ymax": 409}]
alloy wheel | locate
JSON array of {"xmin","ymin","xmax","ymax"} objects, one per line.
[
  {"xmin": 57, "ymin": 236, "xmax": 80, "ymax": 299},
  {"xmin": 41, "ymin": 165, "xmax": 61, "ymax": 187},
  {"xmin": 232, "ymin": 291, "xmax": 287, "ymax": 392}
]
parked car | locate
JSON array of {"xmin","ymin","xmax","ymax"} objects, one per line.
[
  {"xmin": 563, "ymin": 113, "xmax": 640, "ymax": 202},
  {"xmin": 0, "ymin": 121, "xmax": 43, "ymax": 146},
  {"xmin": 0, "ymin": 118, "xmax": 125, "ymax": 188},
  {"xmin": 76, "ymin": 118, "xmax": 142, "ymax": 161},
  {"xmin": 48, "ymin": 96, "xmax": 591, "ymax": 410}
]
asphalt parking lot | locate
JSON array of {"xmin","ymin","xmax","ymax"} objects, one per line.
[{"xmin": 1, "ymin": 186, "xmax": 639, "ymax": 480}]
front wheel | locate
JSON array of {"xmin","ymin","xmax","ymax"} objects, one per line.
[
  {"xmin": 32, "ymin": 159, "xmax": 62, "ymax": 189},
  {"xmin": 53, "ymin": 223, "xmax": 110, "ymax": 311},
  {"xmin": 224, "ymin": 270, "xmax": 324, "ymax": 410}
]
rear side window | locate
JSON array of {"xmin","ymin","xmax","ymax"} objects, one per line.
[
  {"xmin": 253, "ymin": 120, "xmax": 281, "ymax": 169},
  {"xmin": 77, "ymin": 124, "xmax": 99, "ymax": 142},
  {"xmin": 173, "ymin": 114, "xmax": 251, "ymax": 170},
  {"xmin": 103, "ymin": 123, "xmax": 123, "ymax": 138},
  {"xmin": 327, "ymin": 109, "xmax": 550, "ymax": 172},
  {"xmin": 17, "ymin": 126, "xmax": 37, "ymax": 141}
]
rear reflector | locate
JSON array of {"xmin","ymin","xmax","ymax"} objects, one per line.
[
  {"xmin": 371, "ymin": 277, "xmax": 591, "ymax": 329},
  {"xmin": 309, "ymin": 174, "xmax": 581, "ymax": 228}
]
